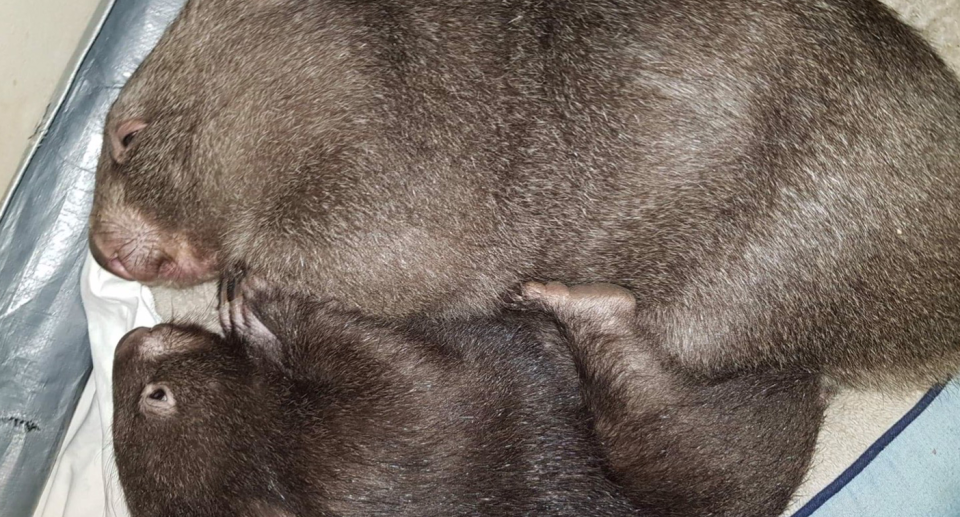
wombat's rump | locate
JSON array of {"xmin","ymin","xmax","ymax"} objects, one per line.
[
  {"xmin": 91, "ymin": 0, "xmax": 960, "ymax": 385},
  {"xmin": 112, "ymin": 281, "xmax": 823, "ymax": 517}
]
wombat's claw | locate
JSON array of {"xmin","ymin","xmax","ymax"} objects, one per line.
[
  {"xmin": 218, "ymin": 275, "xmax": 274, "ymax": 345},
  {"xmin": 219, "ymin": 276, "xmax": 248, "ymax": 336},
  {"xmin": 218, "ymin": 277, "xmax": 236, "ymax": 335}
]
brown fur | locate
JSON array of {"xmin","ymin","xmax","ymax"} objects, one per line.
[
  {"xmin": 91, "ymin": 0, "xmax": 960, "ymax": 386},
  {"xmin": 112, "ymin": 280, "xmax": 823, "ymax": 517},
  {"xmin": 523, "ymin": 282, "xmax": 825, "ymax": 516}
]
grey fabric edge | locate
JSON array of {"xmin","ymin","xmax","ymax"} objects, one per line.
[{"xmin": 0, "ymin": 1, "xmax": 187, "ymax": 514}]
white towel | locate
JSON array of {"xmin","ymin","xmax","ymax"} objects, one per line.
[{"xmin": 31, "ymin": 253, "xmax": 160, "ymax": 517}]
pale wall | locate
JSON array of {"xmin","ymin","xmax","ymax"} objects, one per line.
[{"xmin": 0, "ymin": 0, "xmax": 109, "ymax": 200}]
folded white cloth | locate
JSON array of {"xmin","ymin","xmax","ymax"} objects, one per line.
[{"xmin": 31, "ymin": 253, "xmax": 160, "ymax": 517}]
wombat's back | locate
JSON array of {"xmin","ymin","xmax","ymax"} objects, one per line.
[{"xmin": 97, "ymin": 0, "xmax": 960, "ymax": 382}]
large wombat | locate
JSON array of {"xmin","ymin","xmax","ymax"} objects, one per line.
[
  {"xmin": 90, "ymin": 0, "xmax": 960, "ymax": 385},
  {"xmin": 112, "ymin": 280, "xmax": 822, "ymax": 516}
]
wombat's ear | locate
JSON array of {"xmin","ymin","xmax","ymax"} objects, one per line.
[{"xmin": 110, "ymin": 119, "xmax": 148, "ymax": 164}]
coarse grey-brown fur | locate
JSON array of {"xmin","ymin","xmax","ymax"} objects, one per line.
[
  {"xmin": 90, "ymin": 0, "xmax": 960, "ymax": 386},
  {"xmin": 111, "ymin": 280, "xmax": 823, "ymax": 517}
]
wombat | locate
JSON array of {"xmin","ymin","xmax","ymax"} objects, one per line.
[
  {"xmin": 90, "ymin": 0, "xmax": 960, "ymax": 385},
  {"xmin": 112, "ymin": 280, "xmax": 823, "ymax": 517}
]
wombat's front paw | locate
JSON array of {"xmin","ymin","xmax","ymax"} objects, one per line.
[
  {"xmin": 218, "ymin": 274, "xmax": 277, "ymax": 348},
  {"xmin": 522, "ymin": 281, "xmax": 637, "ymax": 323}
]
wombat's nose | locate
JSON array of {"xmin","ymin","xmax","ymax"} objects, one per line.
[
  {"xmin": 115, "ymin": 324, "xmax": 192, "ymax": 362},
  {"xmin": 116, "ymin": 327, "xmax": 151, "ymax": 360},
  {"xmin": 89, "ymin": 232, "xmax": 135, "ymax": 281}
]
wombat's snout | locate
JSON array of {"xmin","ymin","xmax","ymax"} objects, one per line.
[
  {"xmin": 89, "ymin": 232, "xmax": 136, "ymax": 281},
  {"xmin": 115, "ymin": 324, "xmax": 187, "ymax": 363},
  {"xmin": 116, "ymin": 327, "xmax": 153, "ymax": 361},
  {"xmin": 87, "ymin": 215, "xmax": 218, "ymax": 285}
]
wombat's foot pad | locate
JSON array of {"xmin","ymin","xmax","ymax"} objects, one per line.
[
  {"xmin": 218, "ymin": 274, "xmax": 276, "ymax": 348},
  {"xmin": 522, "ymin": 281, "xmax": 637, "ymax": 325}
]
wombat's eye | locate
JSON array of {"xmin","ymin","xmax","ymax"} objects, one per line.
[{"xmin": 140, "ymin": 383, "xmax": 177, "ymax": 417}]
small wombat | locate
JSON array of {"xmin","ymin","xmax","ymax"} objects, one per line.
[
  {"xmin": 112, "ymin": 280, "xmax": 823, "ymax": 516},
  {"xmin": 89, "ymin": 0, "xmax": 960, "ymax": 386}
]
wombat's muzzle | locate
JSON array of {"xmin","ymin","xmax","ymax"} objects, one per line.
[
  {"xmin": 116, "ymin": 327, "xmax": 151, "ymax": 361},
  {"xmin": 89, "ymin": 232, "xmax": 135, "ymax": 281}
]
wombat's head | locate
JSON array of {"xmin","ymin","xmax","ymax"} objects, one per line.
[
  {"xmin": 89, "ymin": 0, "xmax": 370, "ymax": 285},
  {"xmin": 112, "ymin": 323, "xmax": 284, "ymax": 517}
]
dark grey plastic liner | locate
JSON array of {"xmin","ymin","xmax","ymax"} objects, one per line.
[{"xmin": 0, "ymin": 1, "xmax": 186, "ymax": 514}]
